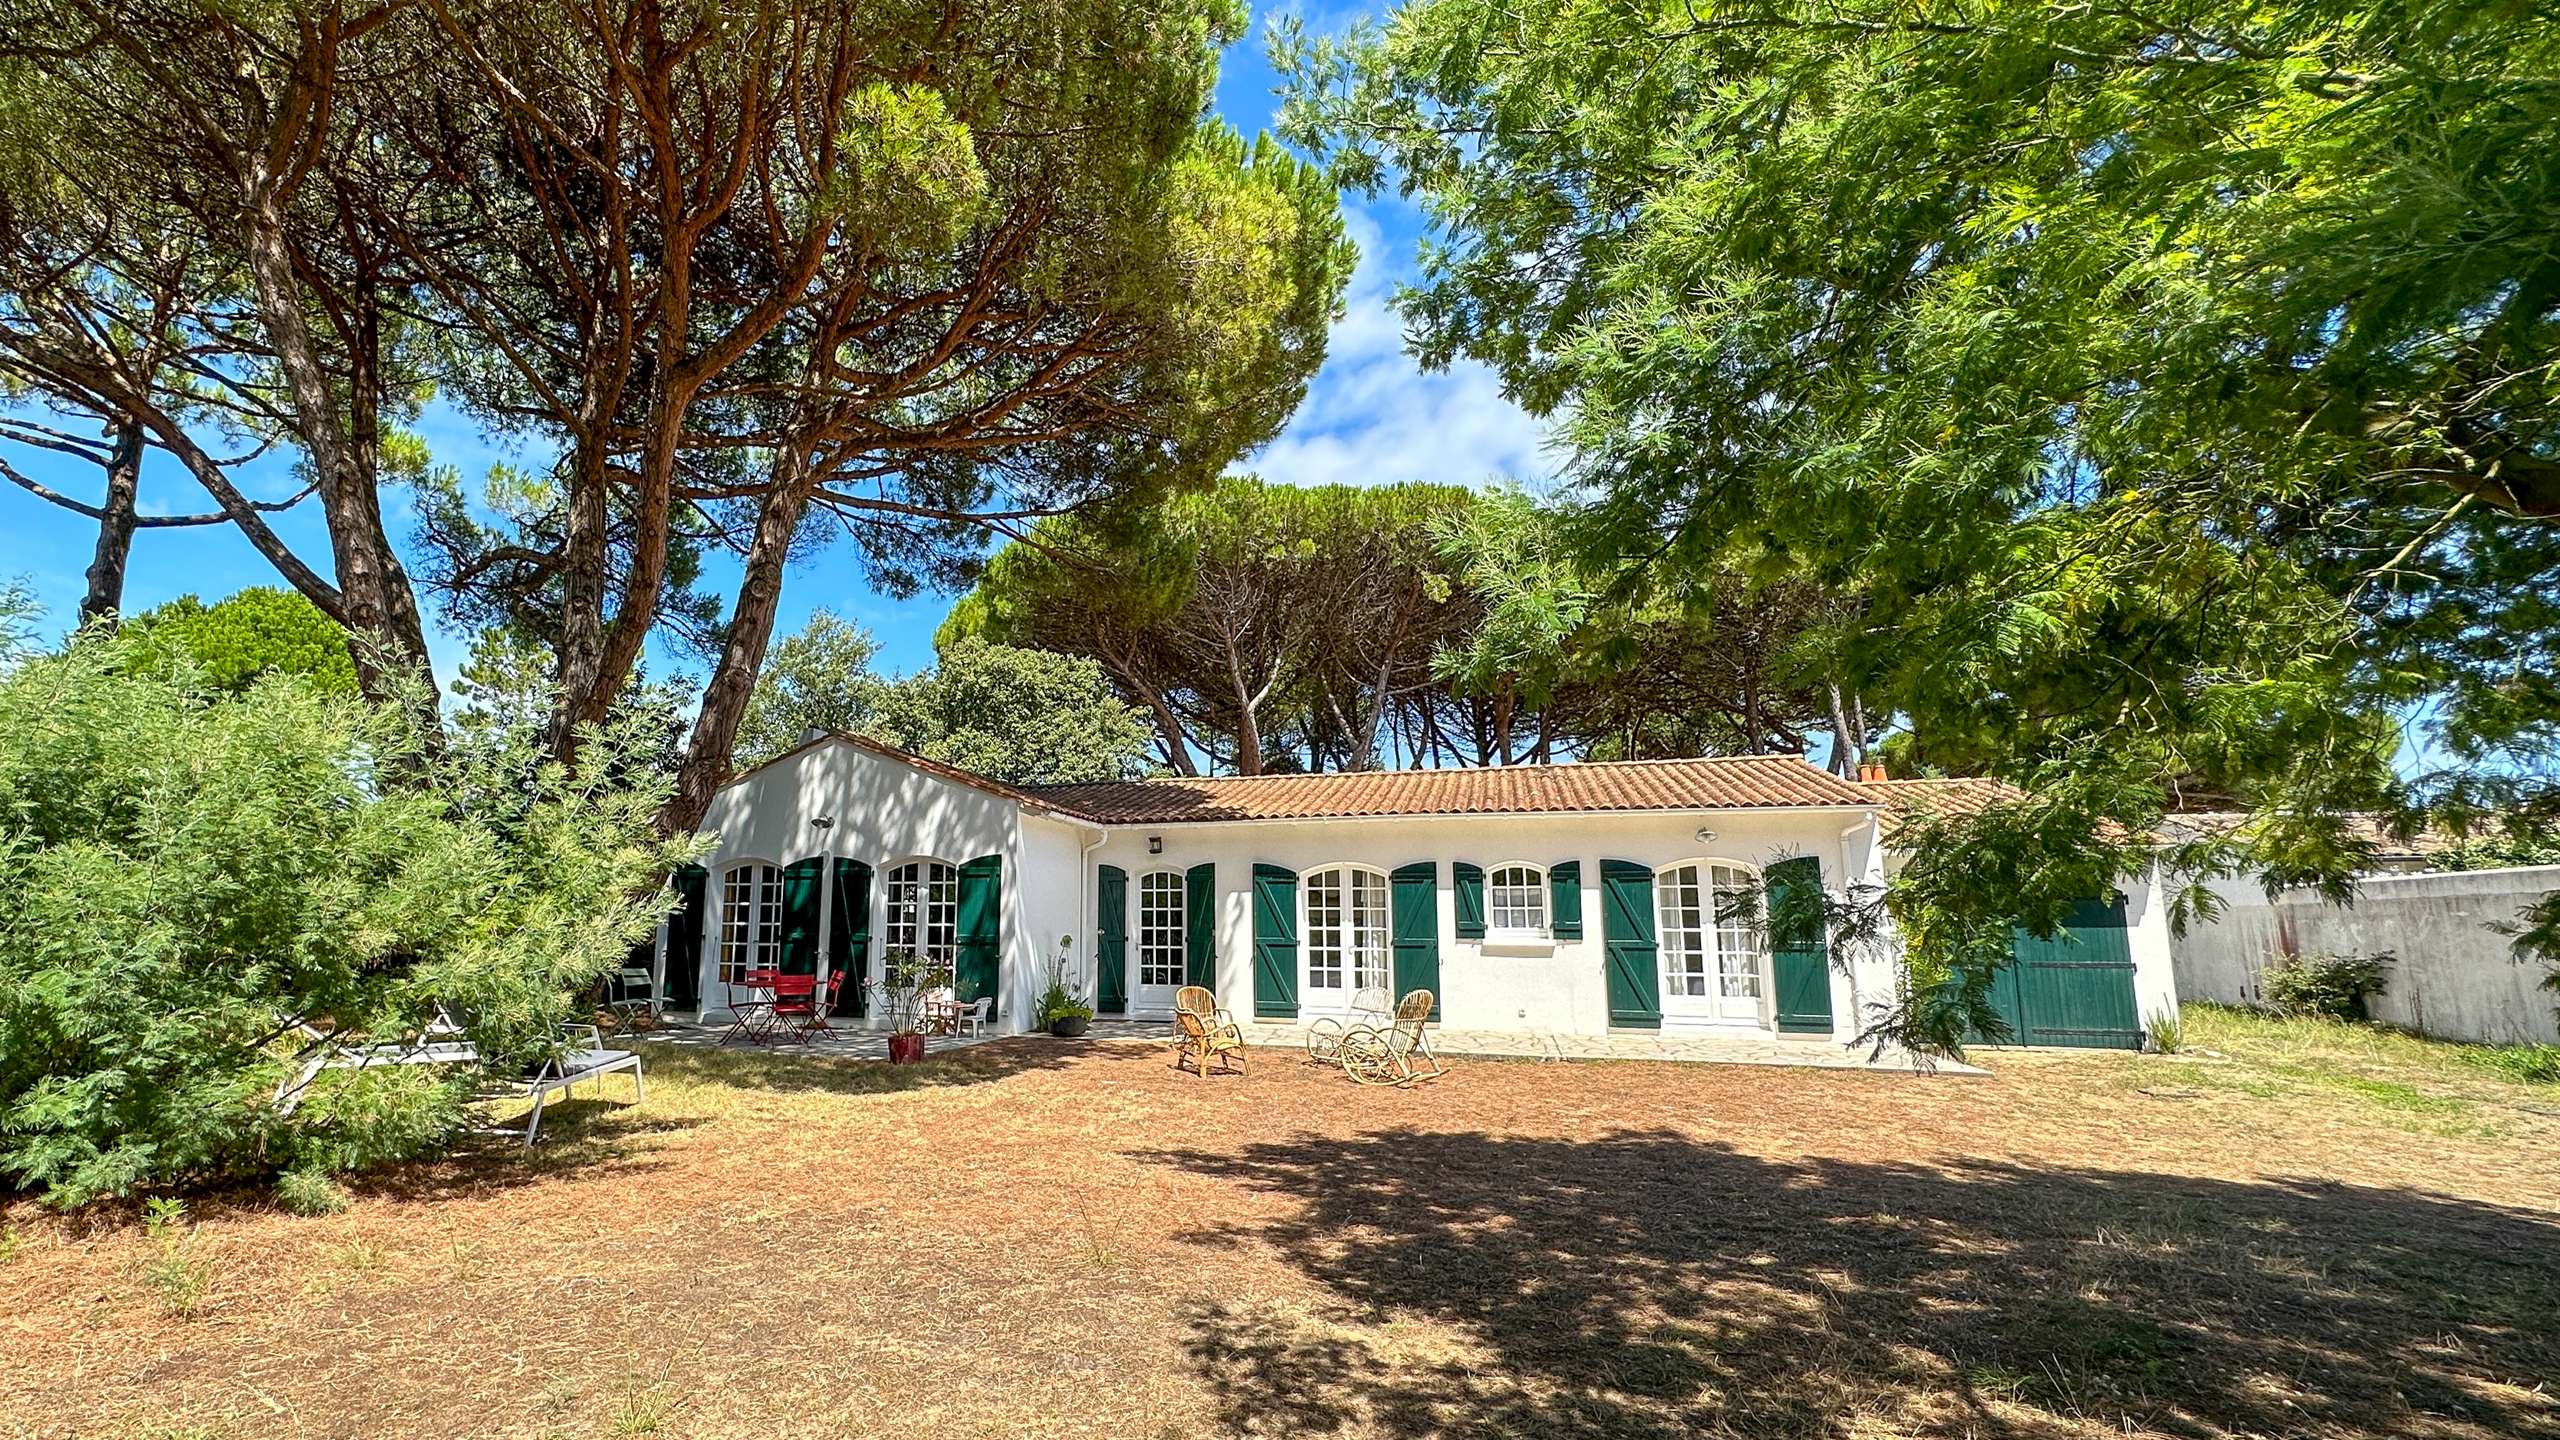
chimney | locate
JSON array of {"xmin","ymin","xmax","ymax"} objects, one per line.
[{"xmin": 1856, "ymin": 761, "xmax": 1889, "ymax": 783}]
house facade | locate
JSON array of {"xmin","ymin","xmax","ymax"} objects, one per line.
[{"xmin": 656, "ymin": 734, "xmax": 2178, "ymax": 1049}]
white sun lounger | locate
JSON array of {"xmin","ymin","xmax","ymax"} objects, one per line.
[
  {"xmin": 497, "ymin": 1023, "xmax": 646, "ymax": 1145},
  {"xmin": 275, "ymin": 1010, "xmax": 643, "ymax": 1144}
]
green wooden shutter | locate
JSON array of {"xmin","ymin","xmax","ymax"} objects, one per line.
[
  {"xmin": 665, "ymin": 864, "xmax": 707, "ymax": 1009},
  {"xmin": 1251, "ymin": 863, "xmax": 1299, "ymax": 1019},
  {"xmin": 1451, "ymin": 861, "xmax": 1486, "ymax": 939},
  {"xmin": 1183, "ymin": 862, "xmax": 1216, "ymax": 989},
  {"xmin": 956, "ymin": 854, "xmax": 1003, "ymax": 1010},
  {"xmin": 779, "ymin": 857, "xmax": 825, "ymax": 976},
  {"xmin": 829, "ymin": 858, "xmax": 872, "ymax": 1017},
  {"xmin": 1095, "ymin": 864, "xmax": 1129, "ymax": 1015},
  {"xmin": 1765, "ymin": 855, "xmax": 1834, "ymax": 1035},
  {"xmin": 2001, "ymin": 896, "xmax": 2140, "ymax": 1049},
  {"xmin": 1389, "ymin": 861, "xmax": 1441, "ymax": 1020},
  {"xmin": 1600, "ymin": 859, "xmax": 1661, "ymax": 1029},
  {"xmin": 1548, "ymin": 861, "xmax": 1583, "ymax": 940}
]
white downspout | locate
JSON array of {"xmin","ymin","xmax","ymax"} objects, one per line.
[{"xmin": 1076, "ymin": 824, "xmax": 1109, "ymax": 1006}]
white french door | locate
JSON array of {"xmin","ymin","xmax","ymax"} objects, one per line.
[
  {"xmin": 1301, "ymin": 866, "xmax": 1390, "ymax": 1017},
  {"xmin": 1655, "ymin": 862, "xmax": 1768, "ymax": 1026},
  {"xmin": 1133, "ymin": 870, "xmax": 1187, "ymax": 1015}
]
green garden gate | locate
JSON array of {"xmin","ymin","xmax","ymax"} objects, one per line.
[{"xmin": 1978, "ymin": 896, "xmax": 2141, "ymax": 1050}]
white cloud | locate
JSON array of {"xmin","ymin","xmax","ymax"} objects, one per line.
[{"xmin": 1244, "ymin": 203, "xmax": 1558, "ymax": 492}]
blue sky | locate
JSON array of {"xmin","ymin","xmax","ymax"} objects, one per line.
[{"xmin": 0, "ymin": 14, "xmax": 1557, "ymax": 686}]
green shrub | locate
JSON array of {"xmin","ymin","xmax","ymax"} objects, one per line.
[
  {"xmin": 139, "ymin": 1197, "xmax": 212, "ymax": 1316},
  {"xmin": 276, "ymin": 1167, "xmax": 353, "ymax": 1217},
  {"xmin": 2258, "ymin": 950, "xmax": 2391, "ymax": 1020},
  {"xmin": 0, "ymin": 626, "xmax": 700, "ymax": 1207},
  {"xmin": 2144, "ymin": 1008, "xmax": 2185, "ymax": 1054}
]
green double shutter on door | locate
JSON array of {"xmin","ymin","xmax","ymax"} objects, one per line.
[
  {"xmin": 664, "ymin": 864, "xmax": 708, "ymax": 1009},
  {"xmin": 1095, "ymin": 864, "xmax": 1129, "ymax": 1015},
  {"xmin": 1764, "ymin": 855, "xmax": 1834, "ymax": 1035},
  {"xmin": 1982, "ymin": 897, "xmax": 2141, "ymax": 1050},
  {"xmin": 1251, "ymin": 863, "xmax": 1299, "ymax": 1019},
  {"xmin": 829, "ymin": 858, "xmax": 872, "ymax": 1016},
  {"xmin": 779, "ymin": 857, "xmax": 826, "ymax": 975},
  {"xmin": 1184, "ymin": 862, "xmax": 1216, "ymax": 989},
  {"xmin": 1600, "ymin": 859, "xmax": 1661, "ymax": 1029},
  {"xmin": 1451, "ymin": 861, "xmax": 1486, "ymax": 939},
  {"xmin": 955, "ymin": 854, "xmax": 1003, "ymax": 1008},
  {"xmin": 1389, "ymin": 861, "xmax": 1441, "ymax": 1020},
  {"xmin": 1548, "ymin": 860, "xmax": 1583, "ymax": 940}
]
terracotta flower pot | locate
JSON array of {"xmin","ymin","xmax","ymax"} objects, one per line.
[{"xmin": 887, "ymin": 1032, "xmax": 927, "ymax": 1064}]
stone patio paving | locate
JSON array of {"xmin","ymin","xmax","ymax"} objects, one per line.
[
  {"xmin": 1237, "ymin": 1020, "xmax": 1983, "ymax": 1073},
  {"xmin": 628, "ymin": 1013, "xmax": 1980, "ymax": 1073}
]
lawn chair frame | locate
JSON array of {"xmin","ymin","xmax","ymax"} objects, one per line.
[{"xmin": 1303, "ymin": 985, "xmax": 1395, "ymax": 1065}]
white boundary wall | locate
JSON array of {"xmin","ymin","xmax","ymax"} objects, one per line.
[{"xmin": 2171, "ymin": 866, "xmax": 2560, "ymax": 1045}]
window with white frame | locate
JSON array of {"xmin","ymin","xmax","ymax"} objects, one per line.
[
  {"xmin": 1655, "ymin": 861, "xmax": 1764, "ymax": 1003},
  {"xmin": 1138, "ymin": 870, "xmax": 1185, "ymax": 987},
  {"xmin": 1487, "ymin": 863, "xmax": 1548, "ymax": 934},
  {"xmin": 1304, "ymin": 865, "xmax": 1390, "ymax": 994},
  {"xmin": 719, "ymin": 861, "xmax": 783, "ymax": 983},
  {"xmin": 1711, "ymin": 867, "xmax": 1762, "ymax": 1001},
  {"xmin": 884, "ymin": 859, "xmax": 959, "ymax": 964}
]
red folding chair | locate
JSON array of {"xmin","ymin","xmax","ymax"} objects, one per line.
[
  {"xmin": 769, "ymin": 973, "xmax": 820, "ymax": 1044},
  {"xmin": 803, "ymin": 966, "xmax": 843, "ymax": 1037}
]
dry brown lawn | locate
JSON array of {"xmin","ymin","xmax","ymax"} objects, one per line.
[{"xmin": 4, "ymin": 1019, "xmax": 2558, "ymax": 1440}]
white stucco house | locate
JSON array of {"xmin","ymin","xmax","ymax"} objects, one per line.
[{"xmin": 655, "ymin": 734, "xmax": 2178, "ymax": 1050}]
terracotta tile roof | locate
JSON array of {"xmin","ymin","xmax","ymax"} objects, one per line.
[
  {"xmin": 1861, "ymin": 776, "xmax": 2026, "ymax": 842},
  {"xmin": 2164, "ymin": 810, "xmax": 2453, "ymax": 862},
  {"xmin": 1024, "ymin": 755, "xmax": 1877, "ymax": 825}
]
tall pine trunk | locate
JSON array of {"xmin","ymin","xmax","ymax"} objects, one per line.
[
  {"xmin": 662, "ymin": 449, "xmax": 814, "ymax": 832},
  {"xmin": 77, "ymin": 422, "xmax": 144, "ymax": 625}
]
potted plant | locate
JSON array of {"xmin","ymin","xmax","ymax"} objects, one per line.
[
  {"xmin": 1035, "ymin": 934, "xmax": 1095, "ymax": 1038},
  {"xmin": 878, "ymin": 947, "xmax": 955, "ymax": 1064}
]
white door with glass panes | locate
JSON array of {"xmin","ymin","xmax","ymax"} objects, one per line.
[
  {"xmin": 717, "ymin": 861, "xmax": 783, "ymax": 1012},
  {"xmin": 882, "ymin": 859, "xmax": 959, "ymax": 1014},
  {"xmin": 1655, "ymin": 861, "xmax": 1769, "ymax": 1026},
  {"xmin": 1133, "ymin": 869, "xmax": 1188, "ymax": 1015},
  {"xmin": 1302, "ymin": 865, "xmax": 1391, "ymax": 1017}
]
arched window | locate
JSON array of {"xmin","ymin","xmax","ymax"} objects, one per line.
[
  {"xmin": 1655, "ymin": 860, "xmax": 1766, "ymax": 1021},
  {"xmin": 884, "ymin": 859, "xmax": 959, "ymax": 964},
  {"xmin": 1487, "ymin": 863, "xmax": 1548, "ymax": 934},
  {"xmin": 1304, "ymin": 865, "xmax": 1390, "ymax": 999},
  {"xmin": 1138, "ymin": 870, "xmax": 1186, "ymax": 988},
  {"xmin": 719, "ymin": 861, "xmax": 783, "ymax": 983}
]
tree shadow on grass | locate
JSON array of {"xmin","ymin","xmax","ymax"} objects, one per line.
[{"xmin": 1140, "ymin": 1130, "xmax": 2560, "ymax": 1439}]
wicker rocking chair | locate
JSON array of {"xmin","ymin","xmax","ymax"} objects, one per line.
[
  {"xmin": 1340, "ymin": 989, "xmax": 1442, "ymax": 1086},
  {"xmin": 1173, "ymin": 985, "xmax": 1249, "ymax": 1079}
]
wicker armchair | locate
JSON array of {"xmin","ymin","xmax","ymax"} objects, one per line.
[
  {"xmin": 1173, "ymin": 985, "xmax": 1249, "ymax": 1079},
  {"xmin": 1341, "ymin": 989, "xmax": 1442, "ymax": 1086}
]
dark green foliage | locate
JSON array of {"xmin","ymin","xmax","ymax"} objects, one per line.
[
  {"xmin": 1277, "ymin": 0, "xmax": 2560, "ymax": 1045},
  {"xmin": 866, "ymin": 639, "xmax": 1154, "ymax": 785},
  {"xmin": 2260, "ymin": 952, "xmax": 2394, "ymax": 1022}
]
